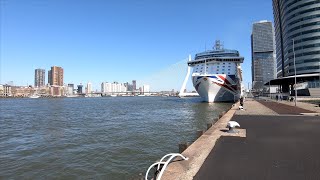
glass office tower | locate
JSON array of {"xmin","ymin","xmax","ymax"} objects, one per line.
[
  {"xmin": 273, "ymin": 0, "xmax": 320, "ymax": 78},
  {"xmin": 251, "ymin": 20, "xmax": 276, "ymax": 90}
]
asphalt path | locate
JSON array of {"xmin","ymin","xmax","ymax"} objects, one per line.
[{"xmin": 194, "ymin": 115, "xmax": 320, "ymax": 180}]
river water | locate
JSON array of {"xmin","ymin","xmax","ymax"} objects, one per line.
[{"xmin": 0, "ymin": 97, "xmax": 231, "ymax": 179}]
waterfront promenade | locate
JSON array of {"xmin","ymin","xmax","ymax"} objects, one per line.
[{"xmin": 162, "ymin": 98, "xmax": 320, "ymax": 180}]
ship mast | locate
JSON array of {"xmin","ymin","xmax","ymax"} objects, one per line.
[{"xmin": 214, "ymin": 40, "xmax": 223, "ymax": 50}]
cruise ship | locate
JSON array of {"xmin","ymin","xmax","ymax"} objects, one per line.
[{"xmin": 188, "ymin": 41, "xmax": 244, "ymax": 102}]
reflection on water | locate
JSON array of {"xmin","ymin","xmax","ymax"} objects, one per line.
[{"xmin": 0, "ymin": 97, "xmax": 231, "ymax": 179}]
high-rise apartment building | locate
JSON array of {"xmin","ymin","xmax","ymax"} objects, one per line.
[
  {"xmin": 142, "ymin": 85, "xmax": 150, "ymax": 94},
  {"xmin": 273, "ymin": 0, "xmax": 320, "ymax": 78},
  {"xmin": 67, "ymin": 84, "xmax": 74, "ymax": 95},
  {"xmin": 48, "ymin": 66, "xmax": 64, "ymax": 86},
  {"xmin": 77, "ymin": 84, "xmax": 83, "ymax": 94},
  {"xmin": 132, "ymin": 80, "xmax": 136, "ymax": 91},
  {"xmin": 34, "ymin": 69, "xmax": 46, "ymax": 87},
  {"xmin": 86, "ymin": 82, "xmax": 92, "ymax": 94},
  {"xmin": 251, "ymin": 20, "xmax": 276, "ymax": 90},
  {"xmin": 101, "ymin": 82, "xmax": 127, "ymax": 93},
  {"xmin": 48, "ymin": 70, "xmax": 52, "ymax": 85}
]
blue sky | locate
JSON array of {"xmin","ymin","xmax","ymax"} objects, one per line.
[{"xmin": 1, "ymin": 0, "xmax": 274, "ymax": 91}]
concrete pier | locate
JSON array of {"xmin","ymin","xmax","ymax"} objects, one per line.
[{"xmin": 161, "ymin": 98, "xmax": 320, "ymax": 180}]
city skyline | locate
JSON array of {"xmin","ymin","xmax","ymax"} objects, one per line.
[{"xmin": 1, "ymin": 0, "xmax": 274, "ymax": 90}]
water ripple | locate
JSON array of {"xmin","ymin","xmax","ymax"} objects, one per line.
[{"xmin": 0, "ymin": 97, "xmax": 231, "ymax": 179}]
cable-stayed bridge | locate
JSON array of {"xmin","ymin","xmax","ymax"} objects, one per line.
[{"xmin": 138, "ymin": 56, "xmax": 197, "ymax": 95}]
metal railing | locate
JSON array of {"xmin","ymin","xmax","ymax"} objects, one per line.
[{"xmin": 145, "ymin": 153, "xmax": 188, "ymax": 180}]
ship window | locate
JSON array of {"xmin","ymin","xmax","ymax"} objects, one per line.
[
  {"xmin": 217, "ymin": 66, "xmax": 219, "ymax": 68},
  {"xmin": 223, "ymin": 66, "xmax": 225, "ymax": 67},
  {"xmin": 229, "ymin": 63, "xmax": 231, "ymax": 64},
  {"xmin": 223, "ymin": 63, "xmax": 225, "ymax": 64},
  {"xmin": 228, "ymin": 69, "xmax": 230, "ymax": 71}
]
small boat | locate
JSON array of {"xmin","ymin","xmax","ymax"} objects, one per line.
[
  {"xmin": 110, "ymin": 94, "xmax": 117, "ymax": 97},
  {"xmin": 29, "ymin": 94, "xmax": 40, "ymax": 98}
]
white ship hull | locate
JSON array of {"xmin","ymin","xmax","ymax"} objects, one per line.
[
  {"xmin": 182, "ymin": 40, "xmax": 244, "ymax": 102},
  {"xmin": 193, "ymin": 74, "xmax": 241, "ymax": 102}
]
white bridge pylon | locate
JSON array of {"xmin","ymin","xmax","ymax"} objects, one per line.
[{"xmin": 179, "ymin": 55, "xmax": 199, "ymax": 97}]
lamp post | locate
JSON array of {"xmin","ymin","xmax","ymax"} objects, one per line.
[
  {"xmin": 267, "ymin": 73, "xmax": 271, "ymax": 98},
  {"xmin": 293, "ymin": 39, "xmax": 297, "ymax": 106}
]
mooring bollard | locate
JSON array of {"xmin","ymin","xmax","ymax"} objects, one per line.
[
  {"xmin": 196, "ymin": 130, "xmax": 204, "ymax": 138},
  {"xmin": 179, "ymin": 142, "xmax": 189, "ymax": 153},
  {"xmin": 207, "ymin": 123, "xmax": 212, "ymax": 130}
]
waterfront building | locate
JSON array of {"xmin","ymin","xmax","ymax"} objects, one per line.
[
  {"xmin": 0, "ymin": 85, "xmax": 3, "ymax": 96},
  {"xmin": 132, "ymin": 80, "xmax": 136, "ymax": 91},
  {"xmin": 11, "ymin": 86, "xmax": 35, "ymax": 97},
  {"xmin": 251, "ymin": 20, "xmax": 276, "ymax": 91},
  {"xmin": 101, "ymin": 82, "xmax": 112, "ymax": 93},
  {"xmin": 34, "ymin": 69, "xmax": 46, "ymax": 87},
  {"xmin": 48, "ymin": 66, "xmax": 64, "ymax": 86},
  {"xmin": 127, "ymin": 84, "xmax": 133, "ymax": 91},
  {"xmin": 50, "ymin": 86, "xmax": 64, "ymax": 96},
  {"xmin": 142, "ymin": 85, "xmax": 150, "ymax": 95},
  {"xmin": 272, "ymin": 0, "xmax": 320, "ymax": 90},
  {"xmin": 86, "ymin": 82, "xmax": 92, "ymax": 94},
  {"xmin": 48, "ymin": 70, "xmax": 52, "ymax": 86},
  {"xmin": 67, "ymin": 84, "xmax": 74, "ymax": 95},
  {"xmin": 3, "ymin": 85, "xmax": 12, "ymax": 97},
  {"xmin": 77, "ymin": 84, "xmax": 83, "ymax": 94},
  {"xmin": 101, "ymin": 82, "xmax": 128, "ymax": 94}
]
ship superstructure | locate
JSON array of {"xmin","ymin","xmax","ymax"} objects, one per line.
[{"xmin": 188, "ymin": 40, "xmax": 244, "ymax": 102}]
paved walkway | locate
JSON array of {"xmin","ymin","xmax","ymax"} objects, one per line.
[
  {"xmin": 161, "ymin": 99, "xmax": 320, "ymax": 180},
  {"xmin": 257, "ymin": 100, "xmax": 316, "ymax": 115},
  {"xmin": 235, "ymin": 99, "xmax": 277, "ymax": 116},
  {"xmin": 257, "ymin": 97, "xmax": 320, "ymax": 113},
  {"xmin": 274, "ymin": 100, "xmax": 320, "ymax": 113},
  {"xmin": 194, "ymin": 115, "xmax": 320, "ymax": 180}
]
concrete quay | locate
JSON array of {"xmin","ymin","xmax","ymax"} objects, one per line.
[{"xmin": 161, "ymin": 98, "xmax": 320, "ymax": 180}]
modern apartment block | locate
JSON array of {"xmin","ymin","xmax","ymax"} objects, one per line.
[
  {"xmin": 273, "ymin": 0, "xmax": 320, "ymax": 78},
  {"xmin": 67, "ymin": 84, "xmax": 74, "ymax": 95},
  {"xmin": 101, "ymin": 82, "xmax": 127, "ymax": 93},
  {"xmin": 34, "ymin": 68, "xmax": 46, "ymax": 87},
  {"xmin": 86, "ymin": 82, "xmax": 92, "ymax": 94},
  {"xmin": 48, "ymin": 66, "xmax": 64, "ymax": 86},
  {"xmin": 251, "ymin": 20, "xmax": 276, "ymax": 90},
  {"xmin": 142, "ymin": 85, "xmax": 150, "ymax": 94}
]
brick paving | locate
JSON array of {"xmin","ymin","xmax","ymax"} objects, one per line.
[
  {"xmin": 257, "ymin": 100, "xmax": 316, "ymax": 115},
  {"xmin": 235, "ymin": 99, "xmax": 277, "ymax": 116}
]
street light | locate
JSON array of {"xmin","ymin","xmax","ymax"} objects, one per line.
[
  {"xmin": 267, "ymin": 72, "xmax": 271, "ymax": 98},
  {"xmin": 293, "ymin": 39, "xmax": 297, "ymax": 106}
]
